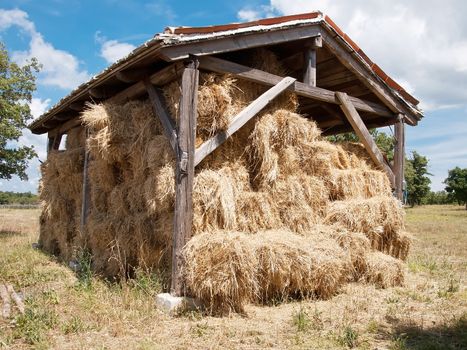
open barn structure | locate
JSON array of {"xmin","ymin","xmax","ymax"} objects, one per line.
[{"xmin": 29, "ymin": 12, "xmax": 423, "ymax": 300}]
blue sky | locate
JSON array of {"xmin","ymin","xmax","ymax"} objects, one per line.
[{"xmin": 1, "ymin": 0, "xmax": 466, "ymax": 193}]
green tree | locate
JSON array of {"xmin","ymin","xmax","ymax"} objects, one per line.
[
  {"xmin": 444, "ymin": 167, "xmax": 467, "ymax": 209},
  {"xmin": 405, "ymin": 151, "xmax": 431, "ymax": 206},
  {"xmin": 328, "ymin": 129, "xmax": 395, "ymax": 161},
  {"xmin": 0, "ymin": 42, "xmax": 40, "ymax": 180}
]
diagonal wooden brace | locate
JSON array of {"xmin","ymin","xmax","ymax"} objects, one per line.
[
  {"xmin": 194, "ymin": 76, "xmax": 297, "ymax": 166},
  {"xmin": 336, "ymin": 91, "xmax": 395, "ymax": 187}
]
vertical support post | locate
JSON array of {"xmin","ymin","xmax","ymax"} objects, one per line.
[
  {"xmin": 393, "ymin": 115, "xmax": 405, "ymax": 201},
  {"xmin": 47, "ymin": 132, "xmax": 62, "ymax": 155},
  {"xmin": 303, "ymin": 36, "xmax": 322, "ymax": 87},
  {"xmin": 171, "ymin": 56, "xmax": 199, "ymax": 296},
  {"xmin": 80, "ymin": 129, "xmax": 91, "ymax": 233}
]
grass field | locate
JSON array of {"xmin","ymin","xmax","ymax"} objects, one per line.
[{"xmin": 0, "ymin": 205, "xmax": 466, "ymax": 349}]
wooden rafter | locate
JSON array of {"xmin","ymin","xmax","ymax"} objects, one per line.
[
  {"xmin": 159, "ymin": 27, "xmax": 322, "ymax": 61},
  {"xmin": 194, "ymin": 76, "xmax": 297, "ymax": 166},
  {"xmin": 198, "ymin": 55, "xmax": 393, "ymax": 118},
  {"xmin": 47, "ymin": 62, "xmax": 183, "ymax": 138},
  {"xmin": 336, "ymin": 92, "xmax": 395, "ymax": 186},
  {"xmin": 321, "ymin": 30, "xmax": 418, "ymax": 125}
]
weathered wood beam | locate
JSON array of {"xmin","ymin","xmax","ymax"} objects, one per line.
[
  {"xmin": 47, "ymin": 131, "xmax": 62, "ymax": 154},
  {"xmin": 0, "ymin": 284, "xmax": 11, "ymax": 319},
  {"xmin": 80, "ymin": 129, "xmax": 91, "ymax": 233},
  {"xmin": 198, "ymin": 56, "xmax": 393, "ymax": 118},
  {"xmin": 321, "ymin": 30, "xmax": 418, "ymax": 125},
  {"xmin": 321, "ymin": 117, "xmax": 396, "ymax": 136},
  {"xmin": 89, "ymin": 86, "xmax": 121, "ymax": 99},
  {"xmin": 108, "ymin": 61, "xmax": 184, "ymax": 104},
  {"xmin": 48, "ymin": 63, "xmax": 184, "ymax": 137},
  {"xmin": 303, "ymin": 36, "xmax": 322, "ymax": 87},
  {"xmin": 144, "ymin": 80, "xmax": 178, "ymax": 154},
  {"xmin": 48, "ymin": 117, "xmax": 82, "ymax": 138},
  {"xmin": 194, "ymin": 76, "xmax": 296, "ymax": 166},
  {"xmin": 69, "ymin": 102, "xmax": 85, "ymax": 111},
  {"xmin": 393, "ymin": 115, "xmax": 405, "ymax": 201},
  {"xmin": 116, "ymin": 68, "xmax": 151, "ymax": 83},
  {"xmin": 159, "ymin": 27, "xmax": 322, "ymax": 61},
  {"xmin": 336, "ymin": 91, "xmax": 395, "ymax": 186},
  {"xmin": 171, "ymin": 58, "xmax": 199, "ymax": 297},
  {"xmin": 318, "ymin": 71, "xmax": 357, "ymax": 88}
]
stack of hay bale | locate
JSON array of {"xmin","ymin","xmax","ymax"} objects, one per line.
[{"xmin": 39, "ymin": 49, "xmax": 411, "ymax": 313}]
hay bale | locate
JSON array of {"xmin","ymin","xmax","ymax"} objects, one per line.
[
  {"xmin": 324, "ymin": 196, "xmax": 405, "ymax": 242},
  {"xmin": 327, "ymin": 169, "xmax": 392, "ymax": 200},
  {"xmin": 182, "ymin": 230, "xmax": 349, "ymax": 312},
  {"xmin": 248, "ymin": 110, "xmax": 321, "ymax": 185},
  {"xmin": 182, "ymin": 231, "xmax": 259, "ymax": 313},
  {"xmin": 389, "ymin": 231, "xmax": 412, "ymax": 261},
  {"xmin": 254, "ymin": 230, "xmax": 348, "ymax": 301},
  {"xmin": 364, "ymin": 251, "xmax": 404, "ymax": 288}
]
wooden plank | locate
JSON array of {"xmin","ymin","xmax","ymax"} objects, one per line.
[
  {"xmin": 393, "ymin": 115, "xmax": 405, "ymax": 201},
  {"xmin": 160, "ymin": 26, "xmax": 322, "ymax": 61},
  {"xmin": 47, "ymin": 132, "xmax": 62, "ymax": 154},
  {"xmin": 0, "ymin": 284, "xmax": 11, "ymax": 319},
  {"xmin": 320, "ymin": 30, "xmax": 419, "ymax": 125},
  {"xmin": 6, "ymin": 285, "xmax": 24, "ymax": 314},
  {"xmin": 48, "ymin": 118, "xmax": 82, "ymax": 138},
  {"xmin": 144, "ymin": 80, "xmax": 178, "ymax": 154},
  {"xmin": 336, "ymin": 91, "xmax": 395, "ymax": 186},
  {"xmin": 194, "ymin": 76, "xmax": 296, "ymax": 166},
  {"xmin": 116, "ymin": 68, "xmax": 151, "ymax": 83},
  {"xmin": 80, "ymin": 130, "xmax": 91, "ymax": 233},
  {"xmin": 198, "ymin": 55, "xmax": 393, "ymax": 118},
  {"xmin": 48, "ymin": 63, "xmax": 184, "ymax": 137},
  {"xmin": 109, "ymin": 62, "xmax": 183, "ymax": 105},
  {"xmin": 171, "ymin": 59, "xmax": 199, "ymax": 296}
]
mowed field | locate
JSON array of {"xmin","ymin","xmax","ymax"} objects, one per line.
[{"xmin": 0, "ymin": 206, "xmax": 466, "ymax": 350}]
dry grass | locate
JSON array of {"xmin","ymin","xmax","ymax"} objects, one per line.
[{"xmin": 0, "ymin": 205, "xmax": 465, "ymax": 349}]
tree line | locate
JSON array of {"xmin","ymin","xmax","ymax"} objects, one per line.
[
  {"xmin": 0, "ymin": 191, "xmax": 39, "ymax": 205},
  {"xmin": 330, "ymin": 131, "xmax": 467, "ymax": 209}
]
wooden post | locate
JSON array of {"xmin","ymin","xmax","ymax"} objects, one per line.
[
  {"xmin": 393, "ymin": 115, "xmax": 405, "ymax": 201},
  {"xmin": 47, "ymin": 132, "xmax": 62, "ymax": 154},
  {"xmin": 303, "ymin": 36, "xmax": 322, "ymax": 87},
  {"xmin": 336, "ymin": 91, "xmax": 395, "ymax": 187},
  {"xmin": 80, "ymin": 128, "xmax": 91, "ymax": 232},
  {"xmin": 171, "ymin": 57, "xmax": 199, "ymax": 296}
]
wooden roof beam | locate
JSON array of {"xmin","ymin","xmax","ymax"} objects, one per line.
[
  {"xmin": 321, "ymin": 30, "xmax": 419, "ymax": 125},
  {"xmin": 198, "ymin": 55, "xmax": 393, "ymax": 118},
  {"xmin": 159, "ymin": 26, "xmax": 322, "ymax": 61}
]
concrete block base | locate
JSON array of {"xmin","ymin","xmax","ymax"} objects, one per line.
[{"xmin": 155, "ymin": 293, "xmax": 201, "ymax": 314}]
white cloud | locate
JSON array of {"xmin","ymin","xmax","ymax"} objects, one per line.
[
  {"xmin": 99, "ymin": 40, "xmax": 136, "ymax": 63},
  {"xmin": 28, "ymin": 97, "xmax": 51, "ymax": 119},
  {"xmin": 239, "ymin": 1, "xmax": 467, "ymax": 111},
  {"xmin": 95, "ymin": 32, "xmax": 136, "ymax": 64},
  {"xmin": 0, "ymin": 8, "xmax": 90, "ymax": 90},
  {"xmin": 237, "ymin": 9, "xmax": 261, "ymax": 22}
]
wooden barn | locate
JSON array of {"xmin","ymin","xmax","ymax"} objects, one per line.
[{"xmin": 29, "ymin": 12, "xmax": 423, "ymax": 304}]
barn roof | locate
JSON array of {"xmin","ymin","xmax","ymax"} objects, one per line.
[{"xmin": 29, "ymin": 11, "xmax": 423, "ymax": 135}]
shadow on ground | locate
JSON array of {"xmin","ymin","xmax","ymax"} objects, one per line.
[
  {"xmin": 386, "ymin": 314, "xmax": 467, "ymax": 350},
  {"xmin": 0, "ymin": 229, "xmax": 25, "ymax": 238}
]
